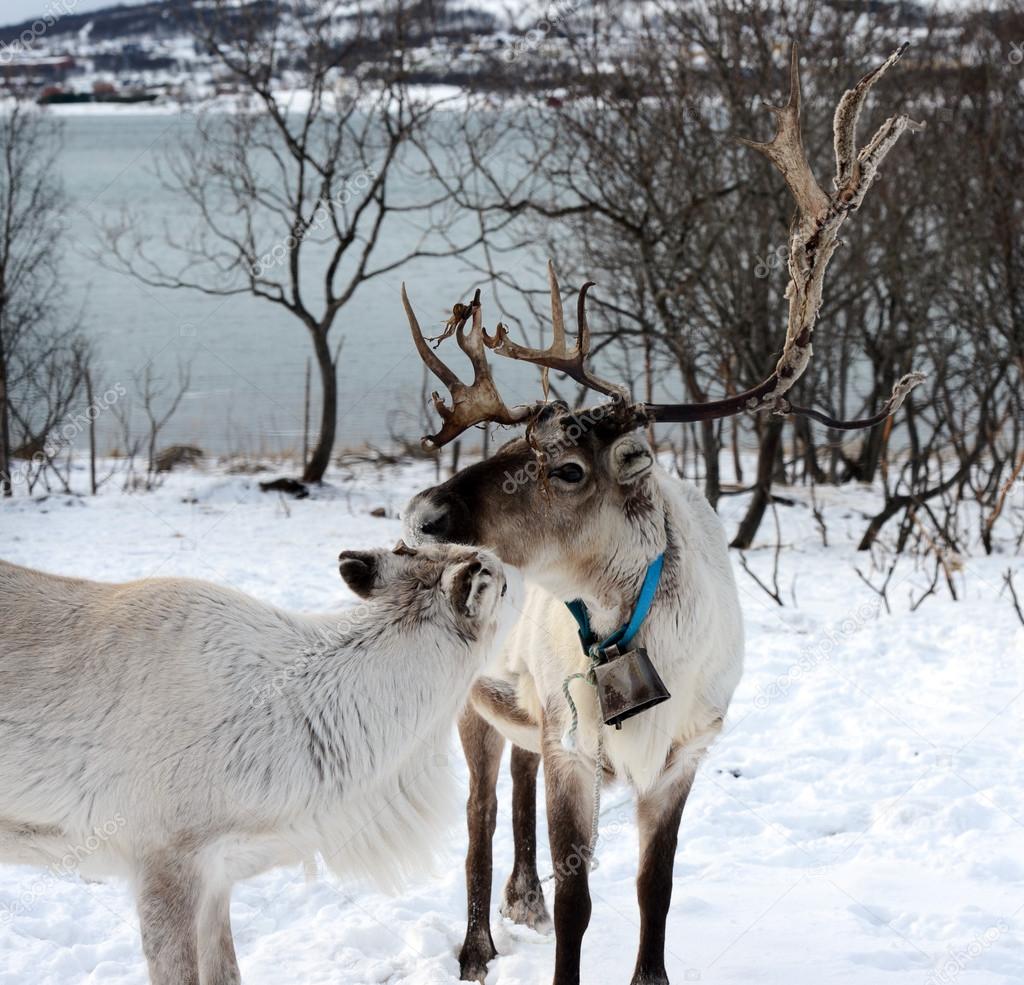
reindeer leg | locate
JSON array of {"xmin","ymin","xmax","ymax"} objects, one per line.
[
  {"xmin": 500, "ymin": 745, "xmax": 552, "ymax": 932},
  {"xmin": 198, "ymin": 881, "xmax": 240, "ymax": 985},
  {"xmin": 630, "ymin": 770, "xmax": 695, "ymax": 985},
  {"xmin": 136, "ymin": 849, "xmax": 203, "ymax": 985},
  {"xmin": 458, "ymin": 705, "xmax": 505, "ymax": 982},
  {"xmin": 542, "ymin": 717, "xmax": 595, "ymax": 985}
]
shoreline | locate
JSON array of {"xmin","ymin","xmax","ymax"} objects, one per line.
[{"xmin": 1, "ymin": 84, "xmax": 481, "ymax": 117}]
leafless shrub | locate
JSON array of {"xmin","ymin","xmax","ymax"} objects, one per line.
[{"xmin": 112, "ymin": 360, "xmax": 193, "ymax": 492}]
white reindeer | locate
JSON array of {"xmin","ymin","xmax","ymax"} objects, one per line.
[
  {"xmin": 0, "ymin": 542, "xmax": 519, "ymax": 985},
  {"xmin": 401, "ymin": 48, "xmax": 924, "ymax": 984}
]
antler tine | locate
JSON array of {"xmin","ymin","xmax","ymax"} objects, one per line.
[
  {"xmin": 547, "ymin": 259, "xmax": 567, "ymax": 352},
  {"xmin": 576, "ymin": 280, "xmax": 594, "ymax": 356},
  {"xmin": 738, "ymin": 44, "xmax": 831, "ymax": 222},
  {"xmin": 574, "ymin": 281, "xmax": 628, "ymax": 398},
  {"xmin": 784, "ymin": 372, "xmax": 926, "ymax": 430},
  {"xmin": 402, "ymin": 283, "xmax": 459, "ymax": 390},
  {"xmin": 833, "ymin": 42, "xmax": 920, "ymax": 200},
  {"xmin": 491, "ymin": 263, "xmax": 628, "ymax": 400},
  {"xmin": 403, "ymin": 283, "xmax": 539, "ymax": 450},
  {"xmin": 646, "ymin": 46, "xmax": 926, "ymax": 431},
  {"xmin": 455, "ymin": 290, "xmax": 489, "ymax": 379}
]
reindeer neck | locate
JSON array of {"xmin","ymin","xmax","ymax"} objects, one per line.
[
  {"xmin": 278, "ymin": 607, "xmax": 475, "ymax": 789},
  {"xmin": 564, "ymin": 498, "xmax": 673, "ymax": 642}
]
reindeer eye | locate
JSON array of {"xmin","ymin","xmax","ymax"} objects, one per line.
[{"xmin": 549, "ymin": 463, "xmax": 585, "ymax": 483}]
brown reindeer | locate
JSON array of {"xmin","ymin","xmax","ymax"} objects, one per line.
[{"xmin": 403, "ymin": 48, "xmax": 923, "ymax": 985}]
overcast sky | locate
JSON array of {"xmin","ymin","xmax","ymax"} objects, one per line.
[{"xmin": 2, "ymin": 0, "xmax": 147, "ymax": 27}]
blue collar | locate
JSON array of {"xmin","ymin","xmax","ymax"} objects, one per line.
[{"xmin": 565, "ymin": 553, "xmax": 665, "ymax": 660}]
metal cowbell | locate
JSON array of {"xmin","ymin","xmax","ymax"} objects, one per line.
[{"xmin": 593, "ymin": 646, "xmax": 671, "ymax": 728}]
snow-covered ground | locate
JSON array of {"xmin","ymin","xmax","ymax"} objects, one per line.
[{"xmin": 1, "ymin": 458, "xmax": 1022, "ymax": 985}]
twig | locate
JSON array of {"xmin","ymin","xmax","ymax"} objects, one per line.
[
  {"xmin": 1003, "ymin": 569, "xmax": 1024, "ymax": 628},
  {"xmin": 810, "ymin": 481, "xmax": 828, "ymax": 548},
  {"xmin": 737, "ymin": 503, "xmax": 785, "ymax": 607},
  {"xmin": 854, "ymin": 559, "xmax": 897, "ymax": 616},
  {"xmin": 910, "ymin": 559, "xmax": 941, "ymax": 612},
  {"xmin": 738, "ymin": 552, "xmax": 783, "ymax": 606},
  {"xmin": 984, "ymin": 451, "xmax": 1024, "ymax": 546},
  {"xmin": 909, "ymin": 511, "xmax": 959, "ymax": 602}
]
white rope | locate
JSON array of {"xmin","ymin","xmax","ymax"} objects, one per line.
[{"xmin": 587, "ymin": 726, "xmax": 605, "ymax": 872}]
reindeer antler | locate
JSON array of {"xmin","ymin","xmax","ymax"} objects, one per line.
[
  {"xmin": 402, "ymin": 284, "xmax": 539, "ymax": 450},
  {"xmin": 407, "ymin": 46, "xmax": 927, "ymax": 447},
  {"xmin": 646, "ymin": 43, "xmax": 926, "ymax": 426},
  {"xmin": 746, "ymin": 43, "xmax": 924, "ymax": 413},
  {"xmin": 489, "ymin": 261, "xmax": 629, "ymax": 402},
  {"xmin": 404, "ymin": 263, "xmax": 629, "ymax": 449}
]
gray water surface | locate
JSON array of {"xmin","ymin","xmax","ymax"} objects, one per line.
[{"xmin": 57, "ymin": 112, "xmax": 546, "ymax": 456}]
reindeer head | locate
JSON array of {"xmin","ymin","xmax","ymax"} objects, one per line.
[
  {"xmin": 404, "ymin": 397, "xmax": 668, "ymax": 595},
  {"xmin": 338, "ymin": 541, "xmax": 515, "ymax": 636},
  {"xmin": 404, "ymin": 47, "xmax": 925, "ymax": 594}
]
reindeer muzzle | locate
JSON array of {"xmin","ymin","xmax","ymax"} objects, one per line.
[{"xmin": 593, "ymin": 646, "xmax": 671, "ymax": 728}]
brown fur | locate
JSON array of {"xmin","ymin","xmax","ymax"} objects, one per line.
[
  {"xmin": 541, "ymin": 710, "xmax": 595, "ymax": 985},
  {"xmin": 457, "ymin": 707, "xmax": 505, "ymax": 982},
  {"xmin": 471, "ymin": 677, "xmax": 538, "ymax": 729},
  {"xmin": 199, "ymin": 888, "xmax": 241, "ymax": 985},
  {"xmin": 632, "ymin": 774, "xmax": 693, "ymax": 985},
  {"xmin": 499, "ymin": 746, "xmax": 550, "ymax": 931}
]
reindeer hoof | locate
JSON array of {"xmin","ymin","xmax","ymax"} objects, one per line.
[
  {"xmin": 500, "ymin": 876, "xmax": 553, "ymax": 934},
  {"xmin": 458, "ymin": 957, "xmax": 491, "ymax": 983},
  {"xmin": 458, "ymin": 939, "xmax": 496, "ymax": 982}
]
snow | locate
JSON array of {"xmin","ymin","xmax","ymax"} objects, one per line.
[
  {"xmin": 0, "ymin": 83, "xmax": 481, "ymax": 117},
  {"xmin": 1, "ymin": 458, "xmax": 1022, "ymax": 985}
]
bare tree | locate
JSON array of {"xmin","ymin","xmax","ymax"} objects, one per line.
[
  {"xmin": 430, "ymin": 0, "xmax": 923, "ymax": 534},
  {"xmin": 0, "ymin": 103, "xmax": 91, "ymax": 497},
  {"xmin": 104, "ymin": 0, "xmax": 477, "ymax": 483},
  {"xmin": 424, "ymin": 0, "xmax": 1024, "ymax": 564},
  {"xmin": 139, "ymin": 360, "xmax": 192, "ymax": 488}
]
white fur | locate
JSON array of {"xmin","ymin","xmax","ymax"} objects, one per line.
[
  {"xmin": 407, "ymin": 460, "xmax": 744, "ymax": 797},
  {"xmin": 0, "ymin": 544, "xmax": 521, "ymax": 979}
]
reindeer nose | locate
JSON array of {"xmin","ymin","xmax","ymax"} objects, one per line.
[{"xmin": 420, "ymin": 510, "xmax": 451, "ymax": 540}]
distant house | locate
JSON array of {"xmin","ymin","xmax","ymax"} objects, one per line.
[{"xmin": 0, "ymin": 55, "xmax": 76, "ymax": 86}]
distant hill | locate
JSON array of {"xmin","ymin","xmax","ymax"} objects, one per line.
[
  {"xmin": 0, "ymin": 0, "xmax": 504, "ymax": 45},
  {"xmin": 0, "ymin": 0, "xmax": 958, "ymax": 102},
  {"xmin": 0, "ymin": 0, "xmax": 511, "ymax": 96},
  {"xmin": 1, "ymin": 1, "xmax": 195, "ymax": 43}
]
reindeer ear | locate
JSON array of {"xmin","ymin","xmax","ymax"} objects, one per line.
[
  {"xmin": 338, "ymin": 549, "xmax": 382, "ymax": 598},
  {"xmin": 609, "ymin": 434, "xmax": 654, "ymax": 485}
]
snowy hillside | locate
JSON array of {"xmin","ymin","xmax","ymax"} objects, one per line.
[
  {"xmin": 0, "ymin": 0, "xmax": 944, "ymax": 108},
  {"xmin": 0, "ymin": 458, "xmax": 1021, "ymax": 985}
]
